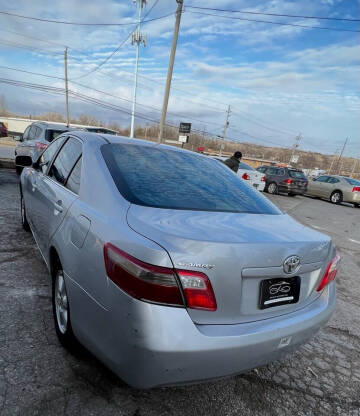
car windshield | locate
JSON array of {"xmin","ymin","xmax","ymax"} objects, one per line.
[
  {"xmin": 344, "ymin": 177, "xmax": 360, "ymax": 186},
  {"xmin": 289, "ymin": 170, "xmax": 306, "ymax": 179},
  {"xmin": 102, "ymin": 143, "xmax": 281, "ymax": 214},
  {"xmin": 239, "ymin": 162, "xmax": 254, "ymax": 171}
]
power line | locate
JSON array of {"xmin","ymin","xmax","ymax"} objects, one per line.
[
  {"xmin": 70, "ymin": 1, "xmax": 166, "ymax": 80},
  {"xmin": 185, "ymin": 10, "xmax": 360, "ymax": 33},
  {"xmin": 185, "ymin": 6, "xmax": 360, "ymax": 22},
  {"xmin": 0, "ymin": 28, "xmax": 70, "ymax": 48},
  {"xmin": 0, "ymin": 9, "xmax": 175, "ymax": 26},
  {"xmin": 0, "ymin": 39, "xmax": 63, "ymax": 55}
]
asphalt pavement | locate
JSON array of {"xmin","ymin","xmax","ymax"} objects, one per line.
[
  {"xmin": 0, "ymin": 169, "xmax": 359, "ymax": 416},
  {"xmin": 0, "ymin": 146, "xmax": 15, "ymax": 160}
]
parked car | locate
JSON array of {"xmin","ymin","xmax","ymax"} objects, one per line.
[
  {"xmin": 306, "ymin": 175, "xmax": 360, "ymax": 208},
  {"xmin": 14, "ymin": 122, "xmax": 73, "ymax": 174},
  {"xmin": 18, "ymin": 132, "xmax": 338, "ymax": 388},
  {"xmin": 0, "ymin": 121, "xmax": 8, "ymax": 137},
  {"xmin": 257, "ymin": 166, "xmax": 308, "ymax": 196},
  {"xmin": 212, "ymin": 157, "xmax": 266, "ymax": 191}
]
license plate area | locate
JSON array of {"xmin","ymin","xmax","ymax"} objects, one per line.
[{"xmin": 259, "ymin": 277, "xmax": 300, "ymax": 309}]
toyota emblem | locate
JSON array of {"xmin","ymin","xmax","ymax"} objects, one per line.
[{"xmin": 283, "ymin": 255, "xmax": 301, "ymax": 274}]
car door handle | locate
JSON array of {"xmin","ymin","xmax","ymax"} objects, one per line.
[{"xmin": 54, "ymin": 201, "xmax": 63, "ymax": 213}]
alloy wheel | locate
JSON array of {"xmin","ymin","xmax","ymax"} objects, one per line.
[
  {"xmin": 331, "ymin": 192, "xmax": 341, "ymax": 204},
  {"xmin": 55, "ymin": 271, "xmax": 69, "ymax": 334}
]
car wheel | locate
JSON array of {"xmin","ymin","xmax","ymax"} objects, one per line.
[
  {"xmin": 20, "ymin": 194, "xmax": 30, "ymax": 231},
  {"xmin": 52, "ymin": 268, "xmax": 78, "ymax": 350},
  {"xmin": 267, "ymin": 182, "xmax": 278, "ymax": 194},
  {"xmin": 16, "ymin": 166, "xmax": 23, "ymax": 175},
  {"xmin": 330, "ymin": 191, "xmax": 343, "ymax": 204},
  {"xmin": 288, "ymin": 193, "xmax": 296, "ymax": 197}
]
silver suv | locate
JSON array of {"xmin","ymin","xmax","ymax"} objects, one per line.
[{"xmin": 15, "ymin": 122, "xmax": 73, "ymax": 174}]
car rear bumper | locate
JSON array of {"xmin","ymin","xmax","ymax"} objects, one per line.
[
  {"xmin": 346, "ymin": 193, "xmax": 360, "ymax": 204},
  {"xmin": 95, "ymin": 280, "xmax": 336, "ymax": 388}
]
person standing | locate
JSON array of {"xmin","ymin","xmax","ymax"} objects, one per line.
[{"xmin": 224, "ymin": 151, "xmax": 242, "ymax": 173}]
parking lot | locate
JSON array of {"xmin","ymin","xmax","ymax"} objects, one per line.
[{"xmin": 0, "ymin": 168, "xmax": 359, "ymax": 416}]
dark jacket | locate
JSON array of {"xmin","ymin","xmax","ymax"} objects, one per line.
[{"xmin": 224, "ymin": 156, "xmax": 240, "ymax": 173}]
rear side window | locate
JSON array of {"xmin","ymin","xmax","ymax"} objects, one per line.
[
  {"xmin": 288, "ymin": 170, "xmax": 306, "ymax": 179},
  {"xmin": 327, "ymin": 177, "xmax": 340, "ymax": 184},
  {"xmin": 344, "ymin": 177, "xmax": 360, "ymax": 186},
  {"xmin": 239, "ymin": 162, "xmax": 254, "ymax": 171},
  {"xmin": 39, "ymin": 136, "xmax": 66, "ymax": 173},
  {"xmin": 45, "ymin": 129, "xmax": 68, "ymax": 142},
  {"xmin": 66, "ymin": 157, "xmax": 82, "ymax": 194},
  {"xmin": 278, "ymin": 168, "xmax": 285, "ymax": 176},
  {"xmin": 102, "ymin": 144, "xmax": 281, "ymax": 215},
  {"xmin": 267, "ymin": 167, "xmax": 278, "ymax": 175},
  {"xmin": 48, "ymin": 138, "xmax": 82, "ymax": 185},
  {"xmin": 315, "ymin": 176, "xmax": 329, "ymax": 182}
]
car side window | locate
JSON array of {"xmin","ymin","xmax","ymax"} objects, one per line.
[
  {"xmin": 39, "ymin": 136, "xmax": 67, "ymax": 174},
  {"xmin": 267, "ymin": 167, "xmax": 278, "ymax": 175},
  {"xmin": 278, "ymin": 168, "xmax": 285, "ymax": 176},
  {"xmin": 28, "ymin": 125, "xmax": 37, "ymax": 140},
  {"xmin": 65, "ymin": 157, "xmax": 82, "ymax": 194},
  {"xmin": 48, "ymin": 137, "xmax": 82, "ymax": 185},
  {"xmin": 328, "ymin": 177, "xmax": 340, "ymax": 184},
  {"xmin": 23, "ymin": 126, "xmax": 31, "ymax": 141},
  {"xmin": 316, "ymin": 176, "xmax": 329, "ymax": 183}
]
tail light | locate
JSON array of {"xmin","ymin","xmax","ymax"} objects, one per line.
[
  {"xmin": 242, "ymin": 172, "xmax": 250, "ymax": 180},
  {"xmin": 284, "ymin": 178, "xmax": 293, "ymax": 184},
  {"xmin": 104, "ymin": 243, "xmax": 217, "ymax": 311},
  {"xmin": 316, "ymin": 254, "xmax": 340, "ymax": 292},
  {"xmin": 352, "ymin": 187, "xmax": 360, "ymax": 192},
  {"xmin": 261, "ymin": 176, "xmax": 266, "ymax": 182},
  {"xmin": 35, "ymin": 142, "xmax": 48, "ymax": 150}
]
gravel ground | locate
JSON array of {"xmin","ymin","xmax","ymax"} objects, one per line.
[{"xmin": 0, "ymin": 169, "xmax": 359, "ymax": 416}]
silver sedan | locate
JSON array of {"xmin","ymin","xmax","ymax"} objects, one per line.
[{"xmin": 18, "ymin": 131, "xmax": 338, "ymax": 388}]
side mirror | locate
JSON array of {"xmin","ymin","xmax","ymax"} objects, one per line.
[
  {"xmin": 13, "ymin": 135, "xmax": 21, "ymax": 141},
  {"xmin": 16, "ymin": 155, "xmax": 33, "ymax": 167}
]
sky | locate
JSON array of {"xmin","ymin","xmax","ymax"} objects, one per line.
[{"xmin": 0, "ymin": 0, "xmax": 359, "ymax": 156}]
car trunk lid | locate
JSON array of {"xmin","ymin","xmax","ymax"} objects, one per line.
[{"xmin": 127, "ymin": 205, "xmax": 331, "ymax": 324}]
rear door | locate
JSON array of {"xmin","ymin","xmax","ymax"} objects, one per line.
[
  {"xmin": 308, "ymin": 175, "xmax": 329, "ymax": 197},
  {"xmin": 31, "ymin": 136, "xmax": 82, "ymax": 255},
  {"xmin": 326, "ymin": 177, "xmax": 341, "ymax": 198}
]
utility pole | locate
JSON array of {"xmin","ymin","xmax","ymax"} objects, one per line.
[
  {"xmin": 329, "ymin": 148, "xmax": 340, "ymax": 174},
  {"xmin": 288, "ymin": 134, "xmax": 301, "ymax": 165},
  {"xmin": 335, "ymin": 138, "xmax": 348, "ymax": 175},
  {"xmin": 158, "ymin": 0, "xmax": 183, "ymax": 143},
  {"xmin": 64, "ymin": 47, "xmax": 70, "ymax": 127},
  {"xmin": 130, "ymin": 0, "xmax": 147, "ymax": 139},
  {"xmin": 351, "ymin": 158, "xmax": 358, "ymax": 177},
  {"xmin": 219, "ymin": 105, "xmax": 231, "ymax": 156}
]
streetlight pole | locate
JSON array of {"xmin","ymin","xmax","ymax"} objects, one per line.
[
  {"xmin": 130, "ymin": 0, "xmax": 147, "ymax": 139},
  {"xmin": 158, "ymin": 0, "xmax": 183, "ymax": 143}
]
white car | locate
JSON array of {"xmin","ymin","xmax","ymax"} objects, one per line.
[{"xmin": 212, "ymin": 157, "xmax": 266, "ymax": 191}]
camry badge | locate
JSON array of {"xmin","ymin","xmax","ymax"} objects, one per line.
[
  {"xmin": 283, "ymin": 255, "xmax": 301, "ymax": 274},
  {"xmin": 177, "ymin": 262, "xmax": 215, "ymax": 270}
]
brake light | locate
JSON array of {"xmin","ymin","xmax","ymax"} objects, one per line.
[
  {"xmin": 261, "ymin": 176, "xmax": 266, "ymax": 182},
  {"xmin": 242, "ymin": 172, "xmax": 250, "ymax": 180},
  {"xmin": 104, "ymin": 243, "xmax": 183, "ymax": 306},
  {"xmin": 316, "ymin": 254, "xmax": 340, "ymax": 292},
  {"xmin": 352, "ymin": 186, "xmax": 360, "ymax": 192},
  {"xmin": 284, "ymin": 178, "xmax": 293, "ymax": 184},
  {"xmin": 104, "ymin": 243, "xmax": 217, "ymax": 311},
  {"xmin": 35, "ymin": 142, "xmax": 48, "ymax": 150},
  {"xmin": 177, "ymin": 270, "xmax": 217, "ymax": 311}
]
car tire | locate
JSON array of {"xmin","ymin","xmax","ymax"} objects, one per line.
[
  {"xmin": 52, "ymin": 267, "xmax": 78, "ymax": 351},
  {"xmin": 20, "ymin": 194, "xmax": 30, "ymax": 232},
  {"xmin": 16, "ymin": 166, "xmax": 23, "ymax": 175},
  {"xmin": 330, "ymin": 191, "xmax": 343, "ymax": 204},
  {"xmin": 267, "ymin": 182, "xmax": 278, "ymax": 194},
  {"xmin": 288, "ymin": 193, "xmax": 296, "ymax": 197}
]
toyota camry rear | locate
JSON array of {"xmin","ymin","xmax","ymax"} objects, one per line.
[{"xmin": 19, "ymin": 133, "xmax": 337, "ymax": 389}]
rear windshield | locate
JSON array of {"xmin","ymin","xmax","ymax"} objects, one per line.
[
  {"xmin": 288, "ymin": 170, "xmax": 306, "ymax": 179},
  {"xmin": 101, "ymin": 144, "xmax": 281, "ymax": 214},
  {"xmin": 344, "ymin": 177, "xmax": 360, "ymax": 186},
  {"xmin": 46, "ymin": 129, "xmax": 68, "ymax": 142},
  {"xmin": 239, "ymin": 162, "xmax": 254, "ymax": 171}
]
